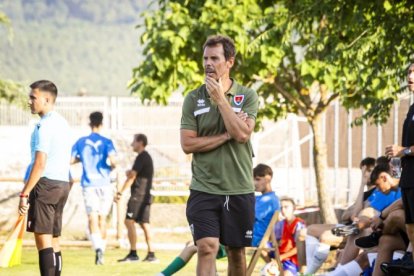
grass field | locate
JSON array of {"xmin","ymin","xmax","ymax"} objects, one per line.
[{"xmin": 0, "ymin": 247, "xmax": 266, "ymax": 275}]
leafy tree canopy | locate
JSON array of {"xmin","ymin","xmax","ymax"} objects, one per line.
[{"xmin": 130, "ymin": 0, "xmax": 413, "ymax": 124}]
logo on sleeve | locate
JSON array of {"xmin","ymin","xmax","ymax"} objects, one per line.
[
  {"xmin": 233, "ymin": 95, "xmax": 245, "ymax": 106},
  {"xmin": 197, "ymin": 99, "xmax": 206, "ymax": 107}
]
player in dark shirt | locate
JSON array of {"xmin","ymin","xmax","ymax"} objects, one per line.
[{"xmin": 114, "ymin": 134, "xmax": 158, "ymax": 263}]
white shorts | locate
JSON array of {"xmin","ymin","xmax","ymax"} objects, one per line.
[{"xmin": 82, "ymin": 185, "xmax": 114, "ymax": 216}]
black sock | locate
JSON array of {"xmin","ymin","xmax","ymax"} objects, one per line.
[
  {"xmin": 130, "ymin": 250, "xmax": 137, "ymax": 256},
  {"xmin": 55, "ymin": 251, "xmax": 62, "ymax": 276},
  {"xmin": 38, "ymin": 247, "xmax": 55, "ymax": 276}
]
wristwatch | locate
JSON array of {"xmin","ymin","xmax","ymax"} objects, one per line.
[{"xmin": 403, "ymin": 147, "xmax": 412, "ymax": 156}]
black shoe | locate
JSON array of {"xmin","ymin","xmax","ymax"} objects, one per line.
[
  {"xmin": 117, "ymin": 253, "xmax": 139, "ymax": 262},
  {"xmin": 142, "ymin": 252, "xmax": 159, "ymax": 263},
  {"xmin": 381, "ymin": 252, "xmax": 413, "ymax": 274},
  {"xmin": 95, "ymin": 249, "xmax": 104, "ymax": 265},
  {"xmin": 331, "ymin": 224, "xmax": 360, "ymax": 237},
  {"xmin": 355, "ymin": 231, "xmax": 382, "ymax": 249}
]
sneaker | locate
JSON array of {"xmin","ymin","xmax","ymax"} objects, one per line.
[
  {"xmin": 331, "ymin": 224, "xmax": 360, "ymax": 237},
  {"xmin": 95, "ymin": 249, "xmax": 104, "ymax": 265},
  {"xmin": 117, "ymin": 253, "xmax": 139, "ymax": 262},
  {"xmin": 381, "ymin": 252, "xmax": 413, "ymax": 275},
  {"xmin": 142, "ymin": 252, "xmax": 159, "ymax": 263},
  {"xmin": 355, "ymin": 231, "xmax": 382, "ymax": 249}
]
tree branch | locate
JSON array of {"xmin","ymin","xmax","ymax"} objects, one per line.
[
  {"xmin": 273, "ymin": 80, "xmax": 308, "ymax": 116},
  {"xmin": 346, "ymin": 29, "xmax": 370, "ymax": 49}
]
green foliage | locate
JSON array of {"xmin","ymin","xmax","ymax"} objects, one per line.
[
  {"xmin": 131, "ymin": 0, "xmax": 413, "ymax": 124},
  {"xmin": 129, "ymin": 0, "xmax": 272, "ymax": 104},
  {"xmin": 0, "ymin": 10, "xmax": 23, "ymax": 103},
  {"xmin": 0, "ymin": 77, "xmax": 25, "ymax": 105}
]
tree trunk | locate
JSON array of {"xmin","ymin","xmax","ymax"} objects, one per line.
[{"xmin": 310, "ymin": 115, "xmax": 338, "ymax": 224}]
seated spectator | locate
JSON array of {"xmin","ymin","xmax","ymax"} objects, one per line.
[
  {"xmin": 337, "ymin": 162, "xmax": 401, "ymax": 267},
  {"xmin": 253, "ymin": 164, "xmax": 280, "ymax": 247},
  {"xmin": 328, "ymin": 162, "xmax": 406, "ymax": 275},
  {"xmin": 265, "ymin": 197, "xmax": 305, "ymax": 276},
  {"xmin": 304, "ymin": 157, "xmax": 376, "ymax": 274}
]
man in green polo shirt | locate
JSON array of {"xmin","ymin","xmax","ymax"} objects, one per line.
[{"xmin": 180, "ymin": 34, "xmax": 258, "ymax": 276}]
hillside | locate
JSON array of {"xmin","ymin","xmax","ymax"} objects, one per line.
[{"xmin": 0, "ymin": 0, "xmax": 150, "ymax": 96}]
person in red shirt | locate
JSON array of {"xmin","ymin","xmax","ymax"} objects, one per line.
[{"xmin": 272, "ymin": 197, "xmax": 306, "ymax": 275}]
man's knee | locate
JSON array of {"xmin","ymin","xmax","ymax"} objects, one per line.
[
  {"xmin": 378, "ymin": 234, "xmax": 404, "ymax": 251},
  {"xmin": 196, "ymin": 238, "xmax": 219, "ymax": 256},
  {"xmin": 124, "ymin": 219, "xmax": 135, "ymax": 227}
]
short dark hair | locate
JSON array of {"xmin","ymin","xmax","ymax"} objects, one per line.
[
  {"xmin": 134, "ymin": 133, "xmax": 148, "ymax": 147},
  {"xmin": 253, "ymin": 163, "xmax": 273, "ymax": 178},
  {"xmin": 89, "ymin": 111, "xmax": 103, "ymax": 127},
  {"xmin": 203, "ymin": 35, "xmax": 236, "ymax": 61},
  {"xmin": 376, "ymin": 156, "xmax": 390, "ymax": 166},
  {"xmin": 360, "ymin": 157, "xmax": 376, "ymax": 169},
  {"xmin": 370, "ymin": 162, "xmax": 391, "ymax": 184},
  {"xmin": 30, "ymin": 80, "xmax": 58, "ymax": 101},
  {"xmin": 280, "ymin": 196, "xmax": 296, "ymax": 208}
]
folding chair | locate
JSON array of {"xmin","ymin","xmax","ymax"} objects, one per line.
[{"xmin": 247, "ymin": 210, "xmax": 283, "ymax": 276}]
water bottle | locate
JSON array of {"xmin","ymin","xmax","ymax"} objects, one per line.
[{"xmin": 390, "ymin": 157, "xmax": 401, "ymax": 178}]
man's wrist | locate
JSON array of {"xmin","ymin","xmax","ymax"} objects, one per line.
[
  {"xmin": 403, "ymin": 147, "xmax": 412, "ymax": 156},
  {"xmin": 19, "ymin": 193, "xmax": 29, "ymax": 198}
]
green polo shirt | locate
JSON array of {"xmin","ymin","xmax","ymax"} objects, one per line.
[{"xmin": 180, "ymin": 79, "xmax": 259, "ymax": 195}]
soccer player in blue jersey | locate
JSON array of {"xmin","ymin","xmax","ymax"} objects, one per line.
[
  {"xmin": 252, "ymin": 163, "xmax": 280, "ymax": 247},
  {"xmin": 71, "ymin": 111, "xmax": 116, "ymax": 265}
]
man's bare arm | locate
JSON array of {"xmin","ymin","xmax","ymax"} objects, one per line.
[
  {"xmin": 70, "ymin": 156, "xmax": 80, "ymax": 165},
  {"xmin": 180, "ymin": 129, "xmax": 230, "ymax": 154},
  {"xmin": 19, "ymin": 151, "xmax": 47, "ymax": 215},
  {"xmin": 114, "ymin": 170, "xmax": 137, "ymax": 202},
  {"xmin": 108, "ymin": 154, "xmax": 117, "ymax": 170}
]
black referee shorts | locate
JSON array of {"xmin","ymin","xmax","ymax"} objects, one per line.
[
  {"xmin": 27, "ymin": 177, "xmax": 70, "ymax": 237},
  {"xmin": 186, "ymin": 190, "xmax": 255, "ymax": 247}
]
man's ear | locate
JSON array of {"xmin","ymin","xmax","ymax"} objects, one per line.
[{"xmin": 226, "ymin": 57, "xmax": 235, "ymax": 69}]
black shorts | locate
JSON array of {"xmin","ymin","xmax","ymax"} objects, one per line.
[
  {"xmin": 186, "ymin": 190, "xmax": 255, "ymax": 247},
  {"xmin": 27, "ymin": 177, "xmax": 70, "ymax": 237},
  {"xmin": 401, "ymin": 187, "xmax": 414, "ymax": 224},
  {"xmin": 126, "ymin": 180, "xmax": 152, "ymax": 223}
]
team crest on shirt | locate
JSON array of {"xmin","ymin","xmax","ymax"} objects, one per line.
[{"xmin": 233, "ymin": 95, "xmax": 245, "ymax": 106}]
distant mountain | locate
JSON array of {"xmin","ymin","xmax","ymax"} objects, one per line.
[{"xmin": 0, "ymin": 0, "xmax": 151, "ymax": 96}]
